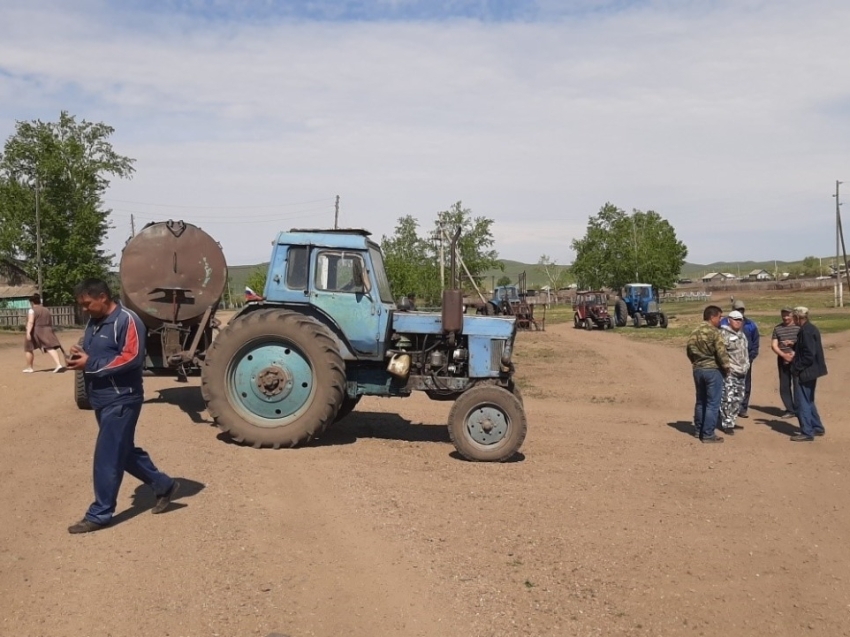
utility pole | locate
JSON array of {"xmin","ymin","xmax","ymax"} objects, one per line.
[
  {"xmin": 35, "ymin": 174, "xmax": 43, "ymax": 298},
  {"xmin": 632, "ymin": 214, "xmax": 639, "ymax": 280},
  {"xmin": 131, "ymin": 214, "xmax": 136, "ymax": 237},
  {"xmin": 835, "ymin": 181, "xmax": 844, "ymax": 308},
  {"xmin": 334, "ymin": 195, "xmax": 340, "ymax": 230}
]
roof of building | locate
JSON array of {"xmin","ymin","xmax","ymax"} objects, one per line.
[{"xmin": 0, "ymin": 284, "xmax": 37, "ymax": 299}]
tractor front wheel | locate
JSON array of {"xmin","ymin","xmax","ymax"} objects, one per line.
[
  {"xmin": 634, "ymin": 312, "xmax": 643, "ymax": 328},
  {"xmin": 584, "ymin": 316, "xmax": 593, "ymax": 330},
  {"xmin": 201, "ymin": 309, "xmax": 345, "ymax": 448},
  {"xmin": 448, "ymin": 385, "xmax": 527, "ymax": 462},
  {"xmin": 573, "ymin": 313, "xmax": 580, "ymax": 329},
  {"xmin": 659, "ymin": 312, "xmax": 669, "ymax": 328}
]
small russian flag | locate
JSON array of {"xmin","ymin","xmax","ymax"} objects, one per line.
[{"xmin": 245, "ymin": 286, "xmax": 263, "ymax": 302}]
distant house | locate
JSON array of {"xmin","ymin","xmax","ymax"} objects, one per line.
[
  {"xmin": 0, "ymin": 259, "xmax": 37, "ymax": 309},
  {"xmin": 747, "ymin": 269, "xmax": 772, "ymax": 281},
  {"xmin": 701, "ymin": 272, "xmax": 736, "ymax": 283}
]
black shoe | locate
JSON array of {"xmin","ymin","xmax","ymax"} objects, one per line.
[
  {"xmin": 790, "ymin": 434, "xmax": 814, "ymax": 442},
  {"xmin": 152, "ymin": 480, "xmax": 180, "ymax": 514},
  {"xmin": 68, "ymin": 518, "xmax": 107, "ymax": 534},
  {"xmin": 737, "ymin": 411, "xmax": 749, "ymax": 418},
  {"xmin": 700, "ymin": 436, "xmax": 725, "ymax": 444},
  {"xmin": 733, "ymin": 423, "xmax": 744, "ymax": 430},
  {"xmin": 722, "ymin": 427, "xmax": 735, "ymax": 435},
  {"xmin": 814, "ymin": 430, "xmax": 825, "ymax": 437}
]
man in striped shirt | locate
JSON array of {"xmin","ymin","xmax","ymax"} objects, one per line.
[{"xmin": 770, "ymin": 307, "xmax": 800, "ymax": 418}]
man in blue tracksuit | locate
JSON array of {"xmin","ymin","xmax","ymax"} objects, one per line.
[
  {"xmin": 66, "ymin": 279, "xmax": 178, "ymax": 533},
  {"xmin": 720, "ymin": 299, "xmax": 759, "ymax": 418}
]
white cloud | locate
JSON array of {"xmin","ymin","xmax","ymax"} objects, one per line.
[{"xmin": 1, "ymin": 0, "xmax": 849, "ymax": 266}]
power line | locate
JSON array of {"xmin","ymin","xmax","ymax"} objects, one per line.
[{"xmin": 103, "ymin": 196, "xmax": 334, "ymax": 210}]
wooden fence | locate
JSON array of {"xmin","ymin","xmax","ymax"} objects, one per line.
[{"xmin": 0, "ymin": 306, "xmax": 81, "ymax": 328}]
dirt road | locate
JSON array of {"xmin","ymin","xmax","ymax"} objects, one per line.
[{"xmin": 1, "ymin": 321, "xmax": 848, "ymax": 637}]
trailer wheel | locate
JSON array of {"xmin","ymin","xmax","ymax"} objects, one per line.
[
  {"xmin": 74, "ymin": 370, "xmax": 91, "ymax": 410},
  {"xmin": 202, "ymin": 309, "xmax": 345, "ymax": 448},
  {"xmin": 448, "ymin": 385, "xmax": 526, "ymax": 462}
]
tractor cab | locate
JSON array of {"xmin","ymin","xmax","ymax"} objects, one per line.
[{"xmin": 572, "ymin": 290, "xmax": 614, "ymax": 330}]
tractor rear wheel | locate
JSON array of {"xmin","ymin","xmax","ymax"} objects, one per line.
[
  {"xmin": 201, "ymin": 309, "xmax": 345, "ymax": 448},
  {"xmin": 448, "ymin": 385, "xmax": 526, "ymax": 462},
  {"xmin": 634, "ymin": 312, "xmax": 643, "ymax": 328},
  {"xmin": 659, "ymin": 312, "xmax": 669, "ymax": 328},
  {"xmin": 615, "ymin": 299, "xmax": 628, "ymax": 327},
  {"xmin": 74, "ymin": 369, "xmax": 91, "ymax": 410}
]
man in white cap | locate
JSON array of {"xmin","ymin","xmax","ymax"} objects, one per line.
[
  {"xmin": 719, "ymin": 310, "xmax": 750, "ymax": 434},
  {"xmin": 721, "ymin": 299, "xmax": 759, "ymax": 418},
  {"xmin": 789, "ymin": 307, "xmax": 828, "ymax": 441}
]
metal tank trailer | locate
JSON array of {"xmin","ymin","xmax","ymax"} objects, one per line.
[{"xmin": 74, "ymin": 220, "xmax": 228, "ymax": 409}]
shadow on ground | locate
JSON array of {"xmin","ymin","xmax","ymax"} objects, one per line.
[
  {"xmin": 147, "ymin": 386, "xmax": 211, "ymax": 424},
  {"xmin": 110, "ymin": 478, "xmax": 206, "ymax": 528},
  {"xmin": 667, "ymin": 421, "xmax": 696, "ymax": 437},
  {"xmin": 751, "ymin": 404, "xmax": 799, "ymax": 437}
]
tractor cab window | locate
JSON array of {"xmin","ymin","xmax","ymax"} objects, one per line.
[
  {"xmin": 286, "ymin": 246, "xmax": 309, "ymax": 290},
  {"xmin": 368, "ymin": 247, "xmax": 395, "ymax": 304},
  {"xmin": 315, "ymin": 251, "xmax": 366, "ymax": 293}
]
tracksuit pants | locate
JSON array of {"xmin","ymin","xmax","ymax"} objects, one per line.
[{"xmin": 85, "ymin": 402, "xmax": 174, "ymax": 525}]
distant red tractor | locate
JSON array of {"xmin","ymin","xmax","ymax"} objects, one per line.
[{"xmin": 572, "ymin": 291, "xmax": 614, "ymax": 330}]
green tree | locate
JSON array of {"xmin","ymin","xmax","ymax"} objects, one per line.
[
  {"xmin": 800, "ymin": 256, "xmax": 820, "ymax": 278},
  {"xmin": 435, "ymin": 201, "xmax": 501, "ymax": 288},
  {"xmin": 381, "ymin": 216, "xmax": 441, "ymax": 305},
  {"xmin": 381, "ymin": 203, "xmax": 501, "ymax": 305},
  {"xmin": 571, "ymin": 203, "xmax": 687, "ymax": 291},
  {"xmin": 536, "ymin": 254, "xmax": 569, "ymax": 290},
  {"xmin": 0, "ymin": 112, "xmax": 135, "ymax": 304},
  {"xmin": 496, "ymin": 275, "xmax": 512, "ymax": 287}
]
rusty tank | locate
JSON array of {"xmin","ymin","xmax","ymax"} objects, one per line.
[
  {"xmin": 118, "ymin": 219, "xmax": 227, "ymax": 373},
  {"xmin": 120, "ymin": 220, "xmax": 228, "ymax": 329},
  {"xmin": 75, "ymin": 220, "xmax": 228, "ymax": 409}
]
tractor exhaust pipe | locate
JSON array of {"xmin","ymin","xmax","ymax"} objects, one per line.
[{"xmin": 442, "ymin": 228, "xmax": 464, "ymax": 340}]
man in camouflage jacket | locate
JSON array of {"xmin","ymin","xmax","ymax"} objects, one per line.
[
  {"xmin": 719, "ymin": 310, "xmax": 750, "ymax": 434},
  {"xmin": 686, "ymin": 305, "xmax": 731, "ymax": 443}
]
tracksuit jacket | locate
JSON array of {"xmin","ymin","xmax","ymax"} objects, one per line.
[{"xmin": 81, "ymin": 303, "xmax": 146, "ymax": 409}]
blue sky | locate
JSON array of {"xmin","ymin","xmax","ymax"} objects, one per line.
[{"xmin": 1, "ymin": 0, "xmax": 849, "ymax": 267}]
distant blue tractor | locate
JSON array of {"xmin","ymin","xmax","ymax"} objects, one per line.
[
  {"xmin": 201, "ymin": 228, "xmax": 526, "ymax": 462},
  {"xmin": 613, "ymin": 283, "xmax": 668, "ymax": 328}
]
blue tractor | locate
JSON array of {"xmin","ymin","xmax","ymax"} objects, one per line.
[
  {"xmin": 613, "ymin": 283, "xmax": 668, "ymax": 328},
  {"xmin": 201, "ymin": 228, "xmax": 526, "ymax": 462}
]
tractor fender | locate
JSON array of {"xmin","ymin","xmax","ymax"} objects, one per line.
[{"xmin": 227, "ymin": 302, "xmax": 358, "ymax": 361}]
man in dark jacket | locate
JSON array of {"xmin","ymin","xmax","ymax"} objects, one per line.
[
  {"xmin": 66, "ymin": 279, "xmax": 179, "ymax": 533},
  {"xmin": 789, "ymin": 306, "xmax": 828, "ymax": 442}
]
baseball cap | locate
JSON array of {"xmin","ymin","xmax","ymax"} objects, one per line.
[
  {"xmin": 780, "ymin": 306, "xmax": 793, "ymax": 314},
  {"xmin": 793, "ymin": 306, "xmax": 809, "ymax": 317},
  {"xmin": 732, "ymin": 299, "xmax": 746, "ymax": 310},
  {"xmin": 728, "ymin": 310, "xmax": 744, "ymax": 320}
]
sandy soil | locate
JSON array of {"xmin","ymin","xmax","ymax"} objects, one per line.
[{"xmin": 1, "ymin": 320, "xmax": 848, "ymax": 637}]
